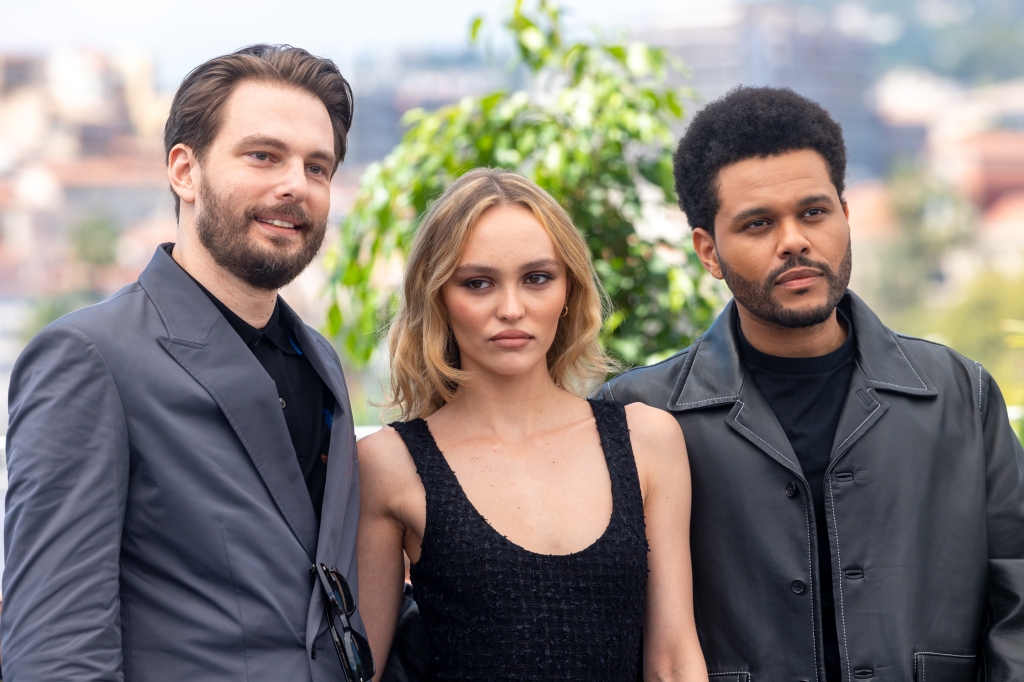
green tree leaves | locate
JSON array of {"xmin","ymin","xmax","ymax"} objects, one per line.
[{"xmin": 325, "ymin": 0, "xmax": 720, "ymax": 368}]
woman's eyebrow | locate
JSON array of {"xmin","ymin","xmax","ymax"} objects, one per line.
[
  {"xmin": 518, "ymin": 258, "xmax": 560, "ymax": 273},
  {"xmin": 453, "ymin": 259, "xmax": 560, "ymax": 278},
  {"xmin": 452, "ymin": 264, "xmax": 500, "ymax": 278}
]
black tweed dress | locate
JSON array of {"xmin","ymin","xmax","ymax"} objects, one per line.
[{"xmin": 390, "ymin": 399, "xmax": 648, "ymax": 680}]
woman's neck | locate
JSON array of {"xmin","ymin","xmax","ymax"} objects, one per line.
[{"xmin": 432, "ymin": 363, "xmax": 573, "ymax": 440}]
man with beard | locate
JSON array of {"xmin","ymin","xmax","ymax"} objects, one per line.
[
  {"xmin": 3, "ymin": 45, "xmax": 371, "ymax": 682},
  {"xmin": 600, "ymin": 87, "xmax": 1024, "ymax": 681}
]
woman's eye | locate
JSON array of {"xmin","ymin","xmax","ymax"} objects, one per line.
[
  {"xmin": 525, "ymin": 273, "xmax": 551, "ymax": 285},
  {"xmin": 465, "ymin": 279, "xmax": 492, "ymax": 290}
]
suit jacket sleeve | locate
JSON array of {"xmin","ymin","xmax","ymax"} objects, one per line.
[
  {"xmin": 3, "ymin": 324, "xmax": 130, "ymax": 681},
  {"xmin": 979, "ymin": 367, "xmax": 1024, "ymax": 680}
]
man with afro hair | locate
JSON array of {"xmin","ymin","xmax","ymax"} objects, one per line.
[{"xmin": 599, "ymin": 86, "xmax": 1024, "ymax": 681}]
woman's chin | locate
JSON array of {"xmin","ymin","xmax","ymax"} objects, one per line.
[{"xmin": 468, "ymin": 355, "xmax": 550, "ymax": 380}]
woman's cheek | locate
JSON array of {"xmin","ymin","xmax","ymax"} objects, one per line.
[{"xmin": 445, "ymin": 291, "xmax": 487, "ymax": 341}]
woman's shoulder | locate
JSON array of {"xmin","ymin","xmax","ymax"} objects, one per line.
[
  {"xmin": 621, "ymin": 401, "xmax": 682, "ymax": 438},
  {"xmin": 357, "ymin": 425, "xmax": 419, "ymax": 476},
  {"xmin": 620, "ymin": 402, "xmax": 687, "ymax": 485},
  {"xmin": 358, "ymin": 423, "xmax": 404, "ymax": 455}
]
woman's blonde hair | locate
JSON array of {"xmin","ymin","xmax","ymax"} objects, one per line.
[{"xmin": 385, "ymin": 168, "xmax": 617, "ymax": 421}]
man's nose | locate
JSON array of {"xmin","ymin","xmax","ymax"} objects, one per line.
[
  {"xmin": 777, "ymin": 217, "xmax": 812, "ymax": 257},
  {"xmin": 275, "ymin": 158, "xmax": 309, "ymax": 204}
]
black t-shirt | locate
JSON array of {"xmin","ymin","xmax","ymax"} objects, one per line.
[
  {"xmin": 175, "ymin": 256, "xmax": 334, "ymax": 523},
  {"xmin": 738, "ymin": 310, "xmax": 855, "ymax": 682}
]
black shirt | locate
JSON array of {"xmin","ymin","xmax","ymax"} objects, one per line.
[
  {"xmin": 178, "ymin": 260, "xmax": 334, "ymax": 523},
  {"xmin": 738, "ymin": 309, "xmax": 855, "ymax": 682}
]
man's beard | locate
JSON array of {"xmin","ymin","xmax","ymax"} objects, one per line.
[
  {"xmin": 718, "ymin": 239, "xmax": 852, "ymax": 329},
  {"xmin": 194, "ymin": 178, "xmax": 328, "ymax": 291}
]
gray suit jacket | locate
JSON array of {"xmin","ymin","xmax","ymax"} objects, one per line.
[{"xmin": 3, "ymin": 245, "xmax": 361, "ymax": 681}]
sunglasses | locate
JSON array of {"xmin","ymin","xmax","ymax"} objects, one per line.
[{"xmin": 314, "ymin": 563, "xmax": 376, "ymax": 682}]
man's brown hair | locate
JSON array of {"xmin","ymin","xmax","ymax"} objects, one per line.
[{"xmin": 163, "ymin": 43, "xmax": 354, "ymax": 218}]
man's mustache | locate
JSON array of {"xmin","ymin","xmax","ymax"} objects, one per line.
[
  {"xmin": 763, "ymin": 256, "xmax": 835, "ymax": 288},
  {"xmin": 244, "ymin": 203, "xmax": 313, "ymax": 228}
]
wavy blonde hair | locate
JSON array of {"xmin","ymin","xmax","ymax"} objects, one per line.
[{"xmin": 385, "ymin": 168, "xmax": 616, "ymax": 421}]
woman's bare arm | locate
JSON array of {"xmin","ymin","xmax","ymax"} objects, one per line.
[
  {"xmin": 626, "ymin": 403, "xmax": 708, "ymax": 682},
  {"xmin": 356, "ymin": 427, "xmax": 420, "ymax": 681}
]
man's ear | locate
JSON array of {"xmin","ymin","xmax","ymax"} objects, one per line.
[
  {"xmin": 167, "ymin": 143, "xmax": 199, "ymax": 208},
  {"xmin": 841, "ymin": 198, "xmax": 850, "ymax": 220},
  {"xmin": 692, "ymin": 228, "xmax": 724, "ymax": 280}
]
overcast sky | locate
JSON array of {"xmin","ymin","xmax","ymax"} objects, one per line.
[{"xmin": 0, "ymin": 0, "xmax": 702, "ymax": 90}]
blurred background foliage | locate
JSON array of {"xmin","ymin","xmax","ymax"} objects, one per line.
[
  {"xmin": 865, "ymin": 162, "xmax": 1024, "ymax": 419},
  {"xmin": 865, "ymin": 164, "xmax": 976, "ymax": 316},
  {"xmin": 324, "ymin": 0, "xmax": 722, "ymax": 370}
]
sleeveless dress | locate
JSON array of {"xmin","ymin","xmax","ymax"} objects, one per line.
[{"xmin": 390, "ymin": 398, "xmax": 647, "ymax": 681}]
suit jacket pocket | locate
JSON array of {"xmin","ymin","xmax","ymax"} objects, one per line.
[
  {"xmin": 914, "ymin": 652, "xmax": 977, "ymax": 682},
  {"xmin": 708, "ymin": 673, "xmax": 749, "ymax": 682}
]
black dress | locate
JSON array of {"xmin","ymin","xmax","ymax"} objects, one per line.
[{"xmin": 390, "ymin": 398, "xmax": 648, "ymax": 681}]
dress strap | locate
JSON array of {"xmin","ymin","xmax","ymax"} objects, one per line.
[
  {"xmin": 587, "ymin": 399, "xmax": 645, "ymax": 526},
  {"xmin": 390, "ymin": 419, "xmax": 457, "ymax": 520}
]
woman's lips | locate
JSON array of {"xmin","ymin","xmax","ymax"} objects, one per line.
[{"xmin": 490, "ymin": 330, "xmax": 533, "ymax": 348}]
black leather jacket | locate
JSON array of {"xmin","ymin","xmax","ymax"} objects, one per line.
[{"xmin": 600, "ymin": 292, "xmax": 1024, "ymax": 682}]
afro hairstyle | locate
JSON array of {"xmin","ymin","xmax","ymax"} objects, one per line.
[{"xmin": 672, "ymin": 86, "xmax": 847, "ymax": 234}]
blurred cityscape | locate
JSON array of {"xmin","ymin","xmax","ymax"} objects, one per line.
[{"xmin": 3, "ymin": 0, "xmax": 1024, "ymax": 435}]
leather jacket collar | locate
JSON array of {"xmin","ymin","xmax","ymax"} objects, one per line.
[{"xmin": 668, "ymin": 291, "xmax": 938, "ymax": 413}]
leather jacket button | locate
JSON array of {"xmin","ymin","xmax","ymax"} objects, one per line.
[
  {"xmin": 785, "ymin": 483, "xmax": 798, "ymax": 497},
  {"xmin": 791, "ymin": 580, "xmax": 806, "ymax": 594}
]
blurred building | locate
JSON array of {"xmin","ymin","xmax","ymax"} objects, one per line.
[
  {"xmin": 639, "ymin": 2, "xmax": 892, "ymax": 180},
  {"xmin": 0, "ymin": 48, "xmax": 175, "ymax": 298},
  {"xmin": 978, "ymin": 191, "xmax": 1024, "ymax": 274},
  {"xmin": 344, "ymin": 50, "xmax": 509, "ymax": 166}
]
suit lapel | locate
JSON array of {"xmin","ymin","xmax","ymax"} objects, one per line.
[
  {"xmin": 285, "ymin": 312, "xmax": 363, "ymax": 650},
  {"xmin": 285, "ymin": 314, "xmax": 355, "ymax": 560},
  {"xmin": 286, "ymin": 311, "xmax": 349, "ymax": 415},
  {"xmin": 141, "ymin": 245, "xmax": 319, "ymax": 561}
]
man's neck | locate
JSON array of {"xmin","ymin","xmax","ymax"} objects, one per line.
[
  {"xmin": 736, "ymin": 304, "xmax": 847, "ymax": 359},
  {"xmin": 171, "ymin": 232, "xmax": 277, "ymax": 329}
]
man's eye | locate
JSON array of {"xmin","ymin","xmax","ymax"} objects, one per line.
[
  {"xmin": 251, "ymin": 152, "xmax": 270, "ymax": 162},
  {"xmin": 748, "ymin": 219, "xmax": 769, "ymax": 229},
  {"xmin": 525, "ymin": 273, "xmax": 551, "ymax": 285},
  {"xmin": 309, "ymin": 165, "xmax": 325, "ymax": 175},
  {"xmin": 806, "ymin": 208, "xmax": 824, "ymax": 217}
]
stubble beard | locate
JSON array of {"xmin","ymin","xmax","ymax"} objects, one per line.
[
  {"xmin": 194, "ymin": 178, "xmax": 328, "ymax": 292},
  {"xmin": 718, "ymin": 239, "xmax": 853, "ymax": 329}
]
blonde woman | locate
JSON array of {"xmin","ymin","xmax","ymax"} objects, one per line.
[{"xmin": 356, "ymin": 168, "xmax": 707, "ymax": 681}]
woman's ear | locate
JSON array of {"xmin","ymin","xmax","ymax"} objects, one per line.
[{"xmin": 167, "ymin": 143, "xmax": 198, "ymax": 208}]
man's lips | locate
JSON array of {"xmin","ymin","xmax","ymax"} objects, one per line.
[
  {"xmin": 775, "ymin": 267, "xmax": 823, "ymax": 289},
  {"xmin": 254, "ymin": 214, "xmax": 303, "ymax": 231},
  {"xmin": 490, "ymin": 330, "xmax": 533, "ymax": 348}
]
